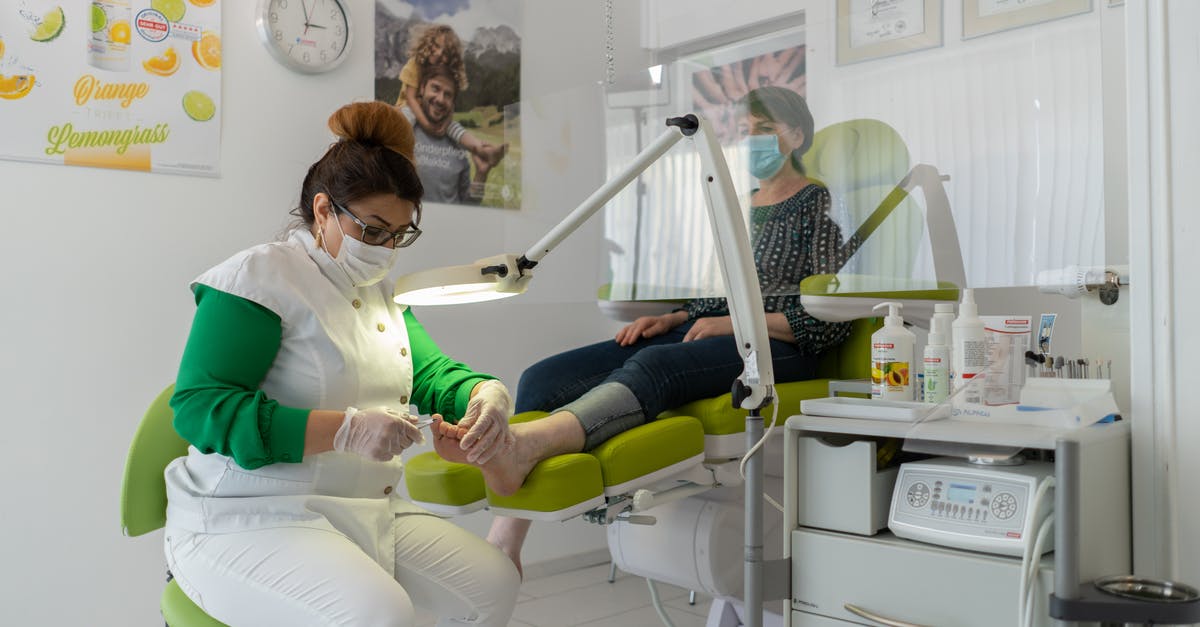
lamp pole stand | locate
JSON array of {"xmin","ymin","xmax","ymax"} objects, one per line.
[{"xmin": 745, "ymin": 407, "xmax": 765, "ymax": 627}]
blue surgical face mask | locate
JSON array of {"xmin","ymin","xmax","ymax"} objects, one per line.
[{"xmin": 744, "ymin": 134, "xmax": 788, "ymax": 180}]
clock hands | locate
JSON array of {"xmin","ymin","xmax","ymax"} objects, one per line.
[{"xmin": 300, "ymin": 0, "xmax": 330, "ymax": 35}]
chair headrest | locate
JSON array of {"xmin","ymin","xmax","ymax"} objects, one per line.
[{"xmin": 802, "ymin": 119, "xmax": 911, "ymax": 192}]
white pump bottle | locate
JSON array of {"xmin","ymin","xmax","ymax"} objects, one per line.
[
  {"xmin": 871, "ymin": 301, "xmax": 916, "ymax": 401},
  {"xmin": 952, "ymin": 288, "xmax": 987, "ymax": 404}
]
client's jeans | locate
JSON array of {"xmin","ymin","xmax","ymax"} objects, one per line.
[{"xmin": 516, "ymin": 320, "xmax": 819, "ymax": 450}]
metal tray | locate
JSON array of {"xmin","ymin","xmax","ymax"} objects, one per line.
[{"xmin": 799, "ymin": 396, "xmax": 950, "ymax": 422}]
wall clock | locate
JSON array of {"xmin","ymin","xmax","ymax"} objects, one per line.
[{"xmin": 256, "ymin": 0, "xmax": 352, "ymax": 74}]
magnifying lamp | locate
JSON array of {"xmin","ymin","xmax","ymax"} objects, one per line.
[{"xmin": 393, "ymin": 113, "xmax": 777, "ymax": 627}]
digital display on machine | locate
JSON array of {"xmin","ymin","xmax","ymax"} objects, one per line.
[{"xmin": 948, "ymin": 483, "xmax": 977, "ymax": 504}]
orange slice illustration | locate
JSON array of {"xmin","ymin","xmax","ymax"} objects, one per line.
[
  {"xmin": 143, "ymin": 47, "xmax": 180, "ymax": 76},
  {"xmin": 0, "ymin": 74, "xmax": 36, "ymax": 100},
  {"xmin": 189, "ymin": 0, "xmax": 216, "ymax": 6},
  {"xmin": 110, "ymin": 21, "xmax": 131, "ymax": 45},
  {"xmin": 192, "ymin": 31, "xmax": 220, "ymax": 71}
]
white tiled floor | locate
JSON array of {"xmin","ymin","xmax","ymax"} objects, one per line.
[{"xmin": 414, "ymin": 563, "xmax": 714, "ymax": 627}]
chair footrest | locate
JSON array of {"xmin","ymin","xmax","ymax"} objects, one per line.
[
  {"xmin": 486, "ymin": 453, "xmax": 605, "ymax": 520},
  {"xmin": 404, "ymin": 452, "xmax": 487, "ymax": 516},
  {"xmin": 590, "ymin": 416, "xmax": 705, "ymax": 494}
]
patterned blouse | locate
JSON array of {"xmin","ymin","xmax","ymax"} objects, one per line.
[{"xmin": 682, "ymin": 183, "xmax": 851, "ymax": 355}]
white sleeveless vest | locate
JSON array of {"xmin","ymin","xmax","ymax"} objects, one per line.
[{"xmin": 165, "ymin": 229, "xmax": 424, "ymax": 574}]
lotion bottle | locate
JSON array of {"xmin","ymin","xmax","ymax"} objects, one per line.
[
  {"xmin": 871, "ymin": 301, "xmax": 916, "ymax": 401},
  {"xmin": 952, "ymin": 289, "xmax": 987, "ymax": 403},
  {"xmin": 923, "ymin": 330, "xmax": 950, "ymax": 404}
]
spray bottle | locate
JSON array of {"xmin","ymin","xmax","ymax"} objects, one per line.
[
  {"xmin": 952, "ymin": 289, "xmax": 987, "ymax": 404},
  {"xmin": 923, "ymin": 329, "xmax": 950, "ymax": 404},
  {"xmin": 871, "ymin": 302, "xmax": 916, "ymax": 401},
  {"xmin": 930, "ymin": 302, "xmax": 956, "ymax": 393}
]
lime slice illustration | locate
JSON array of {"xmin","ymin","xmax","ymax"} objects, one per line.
[
  {"xmin": 91, "ymin": 4, "xmax": 107, "ymax": 32},
  {"xmin": 152, "ymin": 0, "xmax": 187, "ymax": 23},
  {"xmin": 31, "ymin": 6, "xmax": 65, "ymax": 42},
  {"xmin": 183, "ymin": 90, "xmax": 215, "ymax": 122}
]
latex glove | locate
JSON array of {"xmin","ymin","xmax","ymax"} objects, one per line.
[
  {"xmin": 333, "ymin": 406, "xmax": 424, "ymax": 462},
  {"xmin": 458, "ymin": 380, "xmax": 515, "ymax": 464}
]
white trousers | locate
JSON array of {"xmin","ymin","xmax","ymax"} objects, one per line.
[{"xmin": 164, "ymin": 514, "xmax": 520, "ymax": 627}]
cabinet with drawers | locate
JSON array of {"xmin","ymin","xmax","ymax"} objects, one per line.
[{"xmin": 782, "ymin": 415, "xmax": 1130, "ymax": 626}]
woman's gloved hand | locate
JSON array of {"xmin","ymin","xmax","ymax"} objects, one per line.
[
  {"xmin": 458, "ymin": 380, "xmax": 515, "ymax": 464},
  {"xmin": 333, "ymin": 406, "xmax": 424, "ymax": 461}
]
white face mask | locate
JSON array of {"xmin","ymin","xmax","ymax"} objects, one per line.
[{"xmin": 321, "ymin": 215, "xmax": 398, "ymax": 287}]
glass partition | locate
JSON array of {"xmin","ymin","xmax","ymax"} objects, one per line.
[{"xmin": 599, "ymin": 1, "xmax": 1125, "ymax": 310}]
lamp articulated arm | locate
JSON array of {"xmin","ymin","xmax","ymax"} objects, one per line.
[
  {"xmin": 504, "ymin": 115, "xmax": 775, "ymax": 411},
  {"xmin": 395, "ymin": 113, "xmax": 775, "ymax": 408}
]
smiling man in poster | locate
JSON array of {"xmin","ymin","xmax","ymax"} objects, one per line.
[
  {"xmin": 403, "ymin": 64, "xmax": 503, "ymax": 204},
  {"xmin": 375, "ymin": 0, "xmax": 521, "ymax": 208}
]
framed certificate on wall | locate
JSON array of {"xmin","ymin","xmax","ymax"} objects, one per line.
[
  {"xmin": 836, "ymin": 0, "xmax": 943, "ymax": 66},
  {"xmin": 963, "ymin": 0, "xmax": 1093, "ymax": 39}
]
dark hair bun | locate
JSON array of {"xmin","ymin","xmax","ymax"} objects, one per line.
[{"xmin": 328, "ymin": 101, "xmax": 415, "ymax": 163}]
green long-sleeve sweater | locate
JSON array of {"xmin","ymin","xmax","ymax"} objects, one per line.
[{"xmin": 170, "ymin": 284, "xmax": 494, "ymax": 469}]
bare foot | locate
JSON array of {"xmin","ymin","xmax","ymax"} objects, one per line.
[
  {"xmin": 436, "ymin": 418, "xmax": 466, "ymax": 440},
  {"xmin": 431, "ymin": 417, "xmax": 470, "ymax": 464},
  {"xmin": 431, "ymin": 419, "xmax": 537, "ymax": 497}
]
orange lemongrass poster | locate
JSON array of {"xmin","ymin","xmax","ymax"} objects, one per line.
[{"xmin": 0, "ymin": 0, "xmax": 221, "ymax": 176}]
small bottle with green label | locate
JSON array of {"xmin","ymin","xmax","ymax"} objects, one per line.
[{"xmin": 89, "ymin": 1, "xmax": 132, "ymax": 71}]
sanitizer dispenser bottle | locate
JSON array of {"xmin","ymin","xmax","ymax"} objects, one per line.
[
  {"xmin": 952, "ymin": 289, "xmax": 987, "ymax": 403},
  {"xmin": 871, "ymin": 302, "xmax": 916, "ymax": 401}
]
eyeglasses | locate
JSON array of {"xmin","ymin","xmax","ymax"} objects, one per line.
[{"xmin": 330, "ymin": 199, "xmax": 422, "ymax": 248}]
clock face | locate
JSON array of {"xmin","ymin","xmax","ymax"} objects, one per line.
[{"xmin": 258, "ymin": 0, "xmax": 352, "ymax": 73}]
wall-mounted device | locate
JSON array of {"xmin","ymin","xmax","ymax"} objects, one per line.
[
  {"xmin": 1036, "ymin": 265, "xmax": 1128, "ymax": 305},
  {"xmin": 888, "ymin": 457, "xmax": 1054, "ymax": 557}
]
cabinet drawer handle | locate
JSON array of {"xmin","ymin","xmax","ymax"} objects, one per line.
[{"xmin": 844, "ymin": 603, "xmax": 929, "ymax": 627}]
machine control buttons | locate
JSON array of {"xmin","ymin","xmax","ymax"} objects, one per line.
[
  {"xmin": 991, "ymin": 492, "xmax": 1018, "ymax": 520},
  {"xmin": 907, "ymin": 482, "xmax": 931, "ymax": 508}
]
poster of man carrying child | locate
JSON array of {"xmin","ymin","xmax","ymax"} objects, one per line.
[{"xmin": 375, "ymin": 0, "xmax": 521, "ymax": 209}]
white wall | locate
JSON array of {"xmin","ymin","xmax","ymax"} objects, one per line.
[
  {"xmin": 1127, "ymin": 0, "xmax": 1200, "ymax": 585},
  {"xmin": 1161, "ymin": 1, "xmax": 1200, "ymax": 587},
  {"xmin": 0, "ymin": 1, "xmax": 630, "ymax": 623}
]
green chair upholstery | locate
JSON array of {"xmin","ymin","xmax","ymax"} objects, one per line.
[
  {"xmin": 405, "ymin": 453, "xmax": 488, "ymax": 516},
  {"xmin": 589, "ymin": 416, "xmax": 704, "ymax": 494},
  {"xmin": 120, "ymin": 384, "xmax": 228, "ymax": 627},
  {"xmin": 406, "ymin": 412, "xmax": 707, "ymax": 519},
  {"xmin": 802, "ymin": 118, "xmax": 925, "ymax": 280},
  {"xmin": 485, "ymin": 453, "xmax": 607, "ymax": 520}
]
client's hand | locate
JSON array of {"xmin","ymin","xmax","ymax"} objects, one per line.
[
  {"xmin": 616, "ymin": 311, "xmax": 687, "ymax": 347},
  {"xmin": 458, "ymin": 380, "xmax": 515, "ymax": 465},
  {"xmin": 683, "ymin": 315, "xmax": 734, "ymax": 342},
  {"xmin": 333, "ymin": 406, "xmax": 424, "ymax": 462}
]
